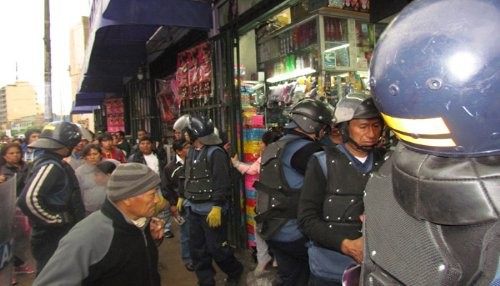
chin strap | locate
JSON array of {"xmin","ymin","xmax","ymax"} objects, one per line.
[{"xmin": 345, "ymin": 136, "xmax": 377, "ymax": 153}]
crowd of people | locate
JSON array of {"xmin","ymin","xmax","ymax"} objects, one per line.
[{"xmin": 1, "ymin": 0, "xmax": 498, "ymax": 285}]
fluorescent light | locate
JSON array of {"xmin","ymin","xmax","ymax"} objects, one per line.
[
  {"xmin": 266, "ymin": 67, "xmax": 317, "ymax": 83},
  {"xmin": 324, "ymin": 44, "xmax": 350, "ymax": 54}
]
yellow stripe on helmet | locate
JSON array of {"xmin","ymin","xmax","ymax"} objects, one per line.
[
  {"xmin": 392, "ymin": 131, "xmax": 456, "ymax": 147},
  {"xmin": 381, "ymin": 113, "xmax": 456, "ymax": 147}
]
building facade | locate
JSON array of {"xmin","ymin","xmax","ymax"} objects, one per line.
[{"xmin": 0, "ymin": 81, "xmax": 43, "ymax": 131}]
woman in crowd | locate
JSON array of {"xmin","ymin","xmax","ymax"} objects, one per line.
[
  {"xmin": 75, "ymin": 144, "xmax": 108, "ymax": 216},
  {"xmin": 22, "ymin": 129, "xmax": 42, "ymax": 163},
  {"xmin": 0, "ymin": 143, "xmax": 35, "ymax": 283}
]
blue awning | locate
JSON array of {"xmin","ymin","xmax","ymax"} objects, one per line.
[
  {"xmin": 75, "ymin": 92, "xmax": 106, "ymax": 107},
  {"xmin": 70, "ymin": 104, "xmax": 99, "ymax": 114},
  {"xmin": 76, "ymin": 0, "xmax": 212, "ymax": 106}
]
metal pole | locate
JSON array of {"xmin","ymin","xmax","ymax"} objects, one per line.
[{"xmin": 44, "ymin": 0, "xmax": 53, "ymax": 122}]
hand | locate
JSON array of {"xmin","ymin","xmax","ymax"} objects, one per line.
[
  {"xmin": 0, "ymin": 175, "xmax": 6, "ymax": 183},
  {"xmin": 231, "ymin": 155, "xmax": 239, "ymax": 166},
  {"xmin": 176, "ymin": 198, "xmax": 184, "ymax": 213},
  {"xmin": 150, "ymin": 217, "xmax": 165, "ymax": 240},
  {"xmin": 341, "ymin": 237, "xmax": 363, "ymax": 263},
  {"xmin": 206, "ymin": 206, "xmax": 222, "ymax": 228}
]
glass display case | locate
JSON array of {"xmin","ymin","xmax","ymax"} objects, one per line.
[{"xmin": 255, "ymin": 8, "xmax": 385, "ymax": 126}]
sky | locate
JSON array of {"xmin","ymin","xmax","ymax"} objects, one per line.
[{"xmin": 0, "ymin": 0, "xmax": 91, "ymax": 115}]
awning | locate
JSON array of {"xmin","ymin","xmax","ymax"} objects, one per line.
[
  {"xmin": 70, "ymin": 104, "xmax": 99, "ymax": 115},
  {"xmin": 76, "ymin": 0, "xmax": 212, "ymax": 106},
  {"xmin": 75, "ymin": 92, "xmax": 106, "ymax": 107}
]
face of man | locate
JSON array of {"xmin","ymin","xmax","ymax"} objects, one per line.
[
  {"xmin": 176, "ymin": 143, "xmax": 190, "ymax": 160},
  {"xmin": 137, "ymin": 130, "xmax": 147, "ymax": 140},
  {"xmin": 28, "ymin": 132, "xmax": 40, "ymax": 144},
  {"xmin": 174, "ymin": 130, "xmax": 182, "ymax": 140},
  {"xmin": 139, "ymin": 140, "xmax": 153, "ymax": 155},
  {"xmin": 124, "ymin": 188, "xmax": 159, "ymax": 219},
  {"xmin": 100, "ymin": 139, "xmax": 113, "ymax": 151},
  {"xmin": 73, "ymin": 139, "xmax": 88, "ymax": 153},
  {"xmin": 346, "ymin": 118, "xmax": 383, "ymax": 156}
]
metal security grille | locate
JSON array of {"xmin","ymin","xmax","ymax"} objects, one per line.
[{"xmin": 126, "ymin": 78, "xmax": 162, "ymax": 141}]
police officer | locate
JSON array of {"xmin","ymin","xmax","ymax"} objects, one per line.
[
  {"xmin": 178, "ymin": 114, "xmax": 243, "ymax": 286},
  {"xmin": 254, "ymin": 99, "xmax": 334, "ymax": 286},
  {"xmin": 298, "ymin": 93, "xmax": 385, "ymax": 285},
  {"xmin": 362, "ymin": 0, "xmax": 500, "ymax": 285},
  {"xmin": 17, "ymin": 121, "xmax": 85, "ymax": 274}
]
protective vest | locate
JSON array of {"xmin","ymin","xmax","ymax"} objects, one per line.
[
  {"xmin": 362, "ymin": 144, "xmax": 500, "ymax": 285},
  {"xmin": 254, "ymin": 137, "xmax": 309, "ymax": 239},
  {"xmin": 323, "ymin": 148, "xmax": 380, "ymax": 239},
  {"xmin": 184, "ymin": 146, "xmax": 218, "ymax": 202}
]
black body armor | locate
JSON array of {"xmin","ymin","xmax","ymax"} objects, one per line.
[
  {"xmin": 184, "ymin": 147, "xmax": 215, "ymax": 202},
  {"xmin": 254, "ymin": 138, "xmax": 302, "ymax": 239},
  {"xmin": 322, "ymin": 148, "xmax": 382, "ymax": 240},
  {"xmin": 362, "ymin": 145, "xmax": 499, "ymax": 285}
]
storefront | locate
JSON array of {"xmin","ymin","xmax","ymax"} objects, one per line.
[
  {"xmin": 74, "ymin": 0, "xmax": 401, "ymax": 250},
  {"xmin": 212, "ymin": 0, "xmax": 386, "ymax": 248}
]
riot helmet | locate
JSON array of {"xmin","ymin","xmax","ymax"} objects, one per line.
[
  {"xmin": 29, "ymin": 121, "xmax": 82, "ymax": 151},
  {"xmin": 186, "ymin": 114, "xmax": 222, "ymax": 145},
  {"xmin": 173, "ymin": 114, "xmax": 190, "ymax": 132},
  {"xmin": 288, "ymin": 99, "xmax": 334, "ymax": 136},
  {"xmin": 369, "ymin": 0, "xmax": 500, "ymax": 157},
  {"xmin": 334, "ymin": 93, "xmax": 382, "ymax": 151}
]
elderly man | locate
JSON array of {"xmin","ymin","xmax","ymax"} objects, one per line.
[{"xmin": 33, "ymin": 163, "xmax": 163, "ymax": 286}]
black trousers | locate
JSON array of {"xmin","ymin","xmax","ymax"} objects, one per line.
[
  {"xmin": 188, "ymin": 212, "xmax": 243, "ymax": 286},
  {"xmin": 31, "ymin": 225, "xmax": 71, "ymax": 275},
  {"xmin": 267, "ymin": 237, "xmax": 310, "ymax": 286}
]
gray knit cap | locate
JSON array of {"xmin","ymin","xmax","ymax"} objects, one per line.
[{"xmin": 107, "ymin": 163, "xmax": 161, "ymax": 202}]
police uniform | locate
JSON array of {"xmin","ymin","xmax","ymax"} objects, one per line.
[
  {"xmin": 182, "ymin": 115, "xmax": 243, "ymax": 286},
  {"xmin": 362, "ymin": 0, "xmax": 500, "ymax": 284}
]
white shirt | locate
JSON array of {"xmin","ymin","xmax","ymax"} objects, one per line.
[{"xmin": 143, "ymin": 153, "xmax": 160, "ymax": 174}]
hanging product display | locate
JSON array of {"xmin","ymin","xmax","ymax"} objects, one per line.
[
  {"xmin": 104, "ymin": 98, "xmax": 125, "ymax": 133},
  {"xmin": 155, "ymin": 76, "xmax": 181, "ymax": 123},
  {"xmin": 175, "ymin": 42, "xmax": 212, "ymax": 103}
]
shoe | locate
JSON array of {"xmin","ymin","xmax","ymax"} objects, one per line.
[
  {"xmin": 184, "ymin": 262, "xmax": 195, "ymax": 272},
  {"xmin": 14, "ymin": 263, "xmax": 35, "ymax": 274},
  {"xmin": 225, "ymin": 267, "xmax": 243, "ymax": 286},
  {"xmin": 164, "ymin": 230, "xmax": 174, "ymax": 239}
]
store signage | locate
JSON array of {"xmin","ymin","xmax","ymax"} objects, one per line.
[{"xmin": 324, "ymin": 51, "xmax": 336, "ymax": 68}]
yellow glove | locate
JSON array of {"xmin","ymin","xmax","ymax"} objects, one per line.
[
  {"xmin": 176, "ymin": 198, "xmax": 184, "ymax": 213},
  {"xmin": 206, "ymin": 206, "xmax": 222, "ymax": 228}
]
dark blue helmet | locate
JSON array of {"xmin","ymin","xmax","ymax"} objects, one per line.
[
  {"xmin": 369, "ymin": 0, "xmax": 500, "ymax": 157},
  {"xmin": 288, "ymin": 99, "xmax": 334, "ymax": 134},
  {"xmin": 186, "ymin": 114, "xmax": 221, "ymax": 145},
  {"xmin": 29, "ymin": 121, "xmax": 82, "ymax": 150}
]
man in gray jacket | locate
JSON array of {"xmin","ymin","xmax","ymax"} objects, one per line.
[{"xmin": 33, "ymin": 163, "xmax": 163, "ymax": 286}]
